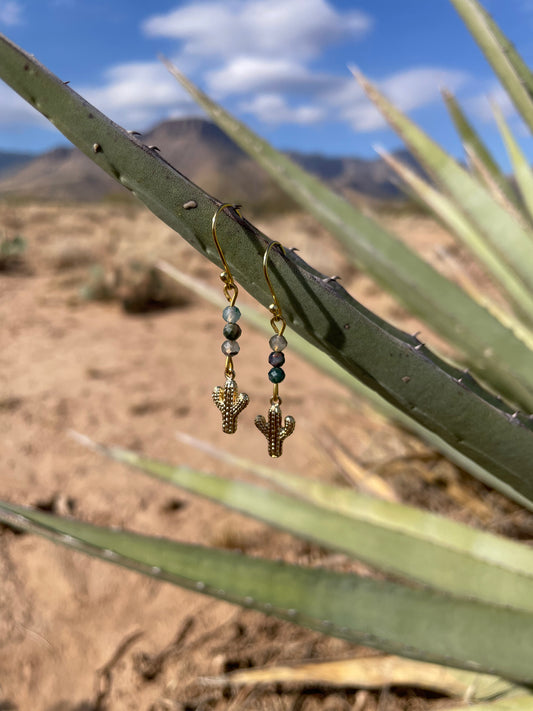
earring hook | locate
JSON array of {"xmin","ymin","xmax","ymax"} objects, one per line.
[
  {"xmin": 263, "ymin": 241, "xmax": 287, "ymax": 336},
  {"xmin": 212, "ymin": 203, "xmax": 241, "ymax": 306}
]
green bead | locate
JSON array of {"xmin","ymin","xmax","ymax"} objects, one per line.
[
  {"xmin": 268, "ymin": 367, "xmax": 285, "ymax": 383},
  {"xmin": 223, "ymin": 306, "xmax": 241, "ymax": 323}
]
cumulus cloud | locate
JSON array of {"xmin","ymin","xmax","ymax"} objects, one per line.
[
  {"xmin": 239, "ymin": 93, "xmax": 325, "ymax": 125},
  {"xmin": 78, "ymin": 61, "xmax": 197, "ymax": 128},
  {"xmin": 466, "ymin": 83, "xmax": 515, "ymax": 122},
  {"xmin": 330, "ymin": 67, "xmax": 470, "ymax": 132},
  {"xmin": 205, "ymin": 57, "xmax": 334, "ymax": 98},
  {"xmin": 66, "ymin": 0, "xmax": 375, "ymax": 133},
  {"xmin": 143, "ymin": 0, "xmax": 372, "ymax": 63},
  {"xmin": 4, "ymin": 0, "xmax": 474, "ymax": 146},
  {"xmin": 0, "ymin": 0, "xmax": 23, "ymax": 26}
]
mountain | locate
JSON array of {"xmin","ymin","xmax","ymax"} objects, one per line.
[
  {"xmin": 0, "ymin": 118, "xmax": 414, "ymax": 205},
  {"xmin": 0, "ymin": 150, "xmax": 34, "ymax": 178}
]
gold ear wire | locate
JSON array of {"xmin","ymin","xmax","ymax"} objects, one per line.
[
  {"xmin": 212, "ymin": 203, "xmax": 241, "ymax": 306},
  {"xmin": 263, "ymin": 241, "xmax": 287, "ymax": 337}
]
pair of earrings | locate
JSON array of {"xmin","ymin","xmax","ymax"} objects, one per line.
[{"xmin": 211, "ymin": 203, "xmax": 295, "ymax": 458}]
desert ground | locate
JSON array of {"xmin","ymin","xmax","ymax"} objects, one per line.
[{"xmin": 1, "ymin": 201, "xmax": 531, "ymax": 710}]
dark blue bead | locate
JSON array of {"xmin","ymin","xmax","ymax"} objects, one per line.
[
  {"xmin": 268, "ymin": 367, "xmax": 285, "ymax": 383},
  {"xmin": 223, "ymin": 323, "xmax": 242, "ymax": 340},
  {"xmin": 268, "ymin": 351, "xmax": 285, "ymax": 367}
]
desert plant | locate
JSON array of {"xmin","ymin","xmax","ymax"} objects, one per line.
[
  {"xmin": 0, "ymin": 232, "xmax": 26, "ymax": 271},
  {"xmin": 1, "ymin": 0, "xmax": 533, "ymax": 702}
]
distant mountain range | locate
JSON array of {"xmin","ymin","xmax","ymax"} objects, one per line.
[{"xmin": 0, "ymin": 118, "xmax": 418, "ymax": 205}]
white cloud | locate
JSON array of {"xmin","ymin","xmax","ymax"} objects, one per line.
[
  {"xmin": 380, "ymin": 68, "xmax": 469, "ymax": 112},
  {"xmin": 69, "ymin": 0, "xmax": 374, "ymax": 134},
  {"xmin": 205, "ymin": 57, "xmax": 334, "ymax": 97},
  {"xmin": 331, "ymin": 67, "xmax": 470, "ymax": 132},
  {"xmin": 464, "ymin": 82, "xmax": 530, "ymax": 138},
  {"xmin": 78, "ymin": 61, "xmax": 196, "ymax": 129},
  {"xmin": 143, "ymin": 0, "xmax": 372, "ymax": 62},
  {"xmin": 466, "ymin": 83, "xmax": 515, "ymax": 122},
  {"xmin": 240, "ymin": 93, "xmax": 325, "ymax": 125},
  {"xmin": 0, "ymin": 0, "xmax": 23, "ymax": 25}
]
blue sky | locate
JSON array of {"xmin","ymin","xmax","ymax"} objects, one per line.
[{"xmin": 1, "ymin": 0, "xmax": 533, "ymax": 164}]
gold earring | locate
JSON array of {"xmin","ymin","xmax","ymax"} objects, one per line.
[
  {"xmin": 211, "ymin": 204, "xmax": 250, "ymax": 434},
  {"xmin": 255, "ymin": 241, "xmax": 295, "ymax": 457}
]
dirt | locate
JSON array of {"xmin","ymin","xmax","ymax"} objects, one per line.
[{"xmin": 0, "ymin": 202, "xmax": 528, "ymax": 711}]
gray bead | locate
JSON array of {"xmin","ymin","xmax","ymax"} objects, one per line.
[
  {"xmin": 223, "ymin": 306, "xmax": 241, "ymax": 323},
  {"xmin": 269, "ymin": 334, "xmax": 287, "ymax": 352},
  {"xmin": 221, "ymin": 340, "xmax": 240, "ymax": 356},
  {"xmin": 223, "ymin": 322, "xmax": 242, "ymax": 340}
]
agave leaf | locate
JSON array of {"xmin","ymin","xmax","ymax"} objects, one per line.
[
  {"xmin": 176, "ymin": 428, "xmax": 533, "ymax": 517},
  {"xmin": 353, "ymin": 69, "xmax": 533, "ymax": 301},
  {"xmin": 450, "ymin": 0, "xmax": 533, "ymax": 133},
  {"xmin": 160, "ymin": 262, "xmax": 533, "ymax": 512},
  {"xmin": 2, "ymin": 501, "xmax": 533, "ymax": 682},
  {"xmin": 375, "ymin": 146, "xmax": 533, "ymax": 325},
  {"xmin": 492, "ymin": 102, "xmax": 533, "ymax": 226},
  {"xmin": 216, "ymin": 655, "xmax": 521, "ymax": 700},
  {"xmin": 162, "ymin": 57, "xmax": 533, "ymax": 410},
  {"xmin": 441, "ymin": 88, "xmax": 517, "ymax": 207},
  {"xmin": 70, "ymin": 434, "xmax": 533, "ymax": 612},
  {"xmin": 463, "ymin": 143, "xmax": 529, "ymax": 228},
  {"xmin": 4, "ymin": 35, "xmax": 533, "ymax": 501}
]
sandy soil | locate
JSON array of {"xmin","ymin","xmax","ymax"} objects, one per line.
[{"xmin": 0, "ymin": 202, "xmax": 529, "ymax": 711}]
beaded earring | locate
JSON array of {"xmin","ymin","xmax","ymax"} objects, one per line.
[
  {"xmin": 255, "ymin": 241, "xmax": 295, "ymax": 457},
  {"xmin": 211, "ymin": 204, "xmax": 250, "ymax": 433}
]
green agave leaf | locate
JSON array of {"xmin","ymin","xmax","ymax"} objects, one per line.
[
  {"xmin": 375, "ymin": 147, "xmax": 533, "ymax": 325},
  {"xmin": 441, "ymin": 88, "xmax": 517, "ymax": 207},
  {"xmin": 163, "ymin": 58, "xmax": 533, "ymax": 411},
  {"xmin": 2, "ymin": 501, "xmax": 533, "ymax": 682},
  {"xmin": 160, "ymin": 262, "xmax": 533, "ymax": 512},
  {"xmin": 73, "ymin": 434, "xmax": 533, "ymax": 613},
  {"xmin": 353, "ymin": 69, "xmax": 533, "ymax": 304},
  {"xmin": 450, "ymin": 0, "xmax": 533, "ymax": 134},
  {"xmin": 4, "ymin": 35, "xmax": 533, "ymax": 503},
  {"xmin": 492, "ymin": 102, "xmax": 533, "ymax": 226},
  {"xmin": 463, "ymin": 142, "xmax": 529, "ymax": 229}
]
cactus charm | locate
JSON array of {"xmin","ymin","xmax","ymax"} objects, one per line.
[
  {"xmin": 213, "ymin": 377, "xmax": 250, "ymax": 434},
  {"xmin": 255, "ymin": 401, "xmax": 295, "ymax": 457}
]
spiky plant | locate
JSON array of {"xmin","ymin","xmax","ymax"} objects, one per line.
[{"xmin": 2, "ymin": 0, "xmax": 533, "ymax": 704}]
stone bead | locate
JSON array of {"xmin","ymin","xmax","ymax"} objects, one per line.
[
  {"xmin": 223, "ymin": 305, "xmax": 241, "ymax": 323},
  {"xmin": 268, "ymin": 351, "xmax": 285, "ymax": 367},
  {"xmin": 268, "ymin": 367, "xmax": 286, "ymax": 383},
  {"xmin": 223, "ymin": 322, "xmax": 242, "ymax": 340},
  {"xmin": 269, "ymin": 334, "xmax": 287, "ymax": 352},
  {"xmin": 221, "ymin": 340, "xmax": 240, "ymax": 356}
]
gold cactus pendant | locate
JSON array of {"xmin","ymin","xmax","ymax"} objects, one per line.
[
  {"xmin": 213, "ymin": 375, "xmax": 249, "ymax": 434},
  {"xmin": 255, "ymin": 398, "xmax": 295, "ymax": 457}
]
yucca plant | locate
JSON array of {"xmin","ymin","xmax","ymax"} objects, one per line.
[{"xmin": 2, "ymin": 0, "xmax": 533, "ymax": 705}]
